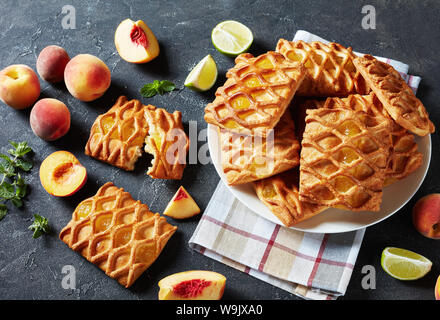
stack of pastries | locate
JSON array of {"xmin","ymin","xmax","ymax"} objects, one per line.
[{"xmin": 205, "ymin": 39, "xmax": 435, "ymax": 227}]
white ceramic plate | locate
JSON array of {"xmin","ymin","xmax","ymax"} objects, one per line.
[{"xmin": 208, "ymin": 124, "xmax": 432, "ymax": 233}]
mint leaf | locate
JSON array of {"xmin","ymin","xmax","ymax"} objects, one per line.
[
  {"xmin": 160, "ymin": 80, "xmax": 176, "ymax": 92},
  {"xmin": 0, "ymin": 161, "xmax": 15, "ymax": 177},
  {"xmin": 140, "ymin": 84, "xmax": 159, "ymax": 98},
  {"xmin": 28, "ymin": 214, "xmax": 50, "ymax": 239},
  {"xmin": 15, "ymin": 158, "xmax": 33, "ymax": 172},
  {"xmin": 8, "ymin": 141, "xmax": 32, "ymax": 158},
  {"xmin": 0, "ymin": 182, "xmax": 15, "ymax": 200},
  {"xmin": 0, "ymin": 204, "xmax": 7, "ymax": 221},
  {"xmin": 140, "ymin": 80, "xmax": 176, "ymax": 98}
]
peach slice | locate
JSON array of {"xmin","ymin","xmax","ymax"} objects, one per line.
[
  {"xmin": 163, "ymin": 186, "xmax": 201, "ymax": 219},
  {"xmin": 158, "ymin": 270, "xmax": 226, "ymax": 300},
  {"xmin": 114, "ymin": 18, "xmax": 159, "ymax": 63},
  {"xmin": 435, "ymin": 275, "xmax": 440, "ymax": 300},
  {"xmin": 39, "ymin": 151, "xmax": 87, "ymax": 197},
  {"xmin": 412, "ymin": 194, "xmax": 440, "ymax": 239}
]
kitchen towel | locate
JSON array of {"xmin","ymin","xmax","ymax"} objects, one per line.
[{"xmin": 189, "ymin": 30, "xmax": 422, "ymax": 300}]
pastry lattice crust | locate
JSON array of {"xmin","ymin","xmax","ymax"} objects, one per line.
[
  {"xmin": 59, "ymin": 182, "xmax": 177, "ymax": 288},
  {"xmin": 219, "ymin": 112, "xmax": 300, "ymax": 185},
  {"xmin": 85, "ymin": 96, "xmax": 189, "ymax": 179},
  {"xmin": 299, "ymin": 107, "xmax": 392, "ymax": 211},
  {"xmin": 205, "ymin": 51, "xmax": 306, "ymax": 137},
  {"xmin": 276, "ymin": 39, "xmax": 369, "ymax": 97},
  {"xmin": 254, "ymin": 169, "xmax": 326, "ymax": 227},
  {"xmin": 353, "ymin": 54, "xmax": 435, "ymax": 136},
  {"xmin": 322, "ymin": 93, "xmax": 423, "ymax": 186},
  {"xmin": 144, "ymin": 107, "xmax": 189, "ymax": 179}
]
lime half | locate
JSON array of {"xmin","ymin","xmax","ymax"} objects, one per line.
[
  {"xmin": 381, "ymin": 247, "xmax": 432, "ymax": 280},
  {"xmin": 184, "ymin": 54, "xmax": 218, "ymax": 92},
  {"xmin": 211, "ymin": 20, "xmax": 253, "ymax": 57}
]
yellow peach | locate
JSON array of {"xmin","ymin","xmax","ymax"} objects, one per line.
[
  {"xmin": 114, "ymin": 18, "xmax": 159, "ymax": 63},
  {"xmin": 0, "ymin": 64, "xmax": 40, "ymax": 109},
  {"xmin": 40, "ymin": 151, "xmax": 87, "ymax": 197},
  {"xmin": 158, "ymin": 270, "xmax": 226, "ymax": 300},
  {"xmin": 64, "ymin": 54, "xmax": 111, "ymax": 101},
  {"xmin": 412, "ymin": 194, "xmax": 440, "ymax": 239},
  {"xmin": 36, "ymin": 45, "xmax": 70, "ymax": 83},
  {"xmin": 30, "ymin": 98, "xmax": 70, "ymax": 141}
]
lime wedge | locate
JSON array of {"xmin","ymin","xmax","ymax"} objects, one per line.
[
  {"xmin": 184, "ymin": 54, "xmax": 218, "ymax": 92},
  {"xmin": 211, "ymin": 20, "xmax": 253, "ymax": 57},
  {"xmin": 381, "ymin": 247, "xmax": 432, "ymax": 280}
]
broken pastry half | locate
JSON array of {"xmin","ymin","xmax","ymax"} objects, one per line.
[
  {"xmin": 59, "ymin": 182, "xmax": 177, "ymax": 288},
  {"xmin": 85, "ymin": 96, "xmax": 189, "ymax": 179}
]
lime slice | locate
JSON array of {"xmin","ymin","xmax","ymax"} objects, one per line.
[
  {"xmin": 211, "ymin": 20, "xmax": 253, "ymax": 57},
  {"xmin": 381, "ymin": 247, "xmax": 432, "ymax": 280},
  {"xmin": 184, "ymin": 54, "xmax": 218, "ymax": 92}
]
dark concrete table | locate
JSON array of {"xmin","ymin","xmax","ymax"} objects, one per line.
[{"xmin": 0, "ymin": 0, "xmax": 439, "ymax": 300}]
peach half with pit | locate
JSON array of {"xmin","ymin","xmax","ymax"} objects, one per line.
[
  {"xmin": 30, "ymin": 98, "xmax": 70, "ymax": 141},
  {"xmin": 114, "ymin": 18, "xmax": 159, "ymax": 63},
  {"xmin": 36, "ymin": 45, "xmax": 70, "ymax": 83},
  {"xmin": 40, "ymin": 151, "xmax": 87, "ymax": 197},
  {"xmin": 412, "ymin": 193, "xmax": 440, "ymax": 239},
  {"xmin": 158, "ymin": 270, "xmax": 226, "ymax": 300},
  {"xmin": 64, "ymin": 54, "xmax": 111, "ymax": 101},
  {"xmin": 0, "ymin": 64, "xmax": 40, "ymax": 109}
]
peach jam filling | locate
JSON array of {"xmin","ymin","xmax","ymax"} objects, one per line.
[
  {"xmin": 337, "ymin": 121, "xmax": 361, "ymax": 137},
  {"xmin": 230, "ymin": 96, "xmax": 251, "ymax": 110},
  {"xmin": 130, "ymin": 25, "xmax": 149, "ymax": 48},
  {"xmin": 76, "ymin": 201, "xmax": 92, "ymax": 220},
  {"xmin": 173, "ymin": 279, "xmax": 212, "ymax": 298}
]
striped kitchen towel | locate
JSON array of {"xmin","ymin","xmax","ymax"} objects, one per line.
[{"xmin": 189, "ymin": 31, "xmax": 422, "ymax": 300}]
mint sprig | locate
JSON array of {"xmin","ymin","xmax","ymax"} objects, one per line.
[
  {"xmin": 140, "ymin": 80, "xmax": 176, "ymax": 98},
  {"xmin": 0, "ymin": 141, "xmax": 33, "ymax": 221},
  {"xmin": 28, "ymin": 214, "xmax": 50, "ymax": 239}
]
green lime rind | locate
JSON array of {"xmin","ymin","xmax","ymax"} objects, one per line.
[{"xmin": 380, "ymin": 247, "xmax": 432, "ymax": 280}]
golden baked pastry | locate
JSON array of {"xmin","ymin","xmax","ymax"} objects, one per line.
[
  {"xmin": 253, "ymin": 169, "xmax": 326, "ymax": 227},
  {"xmin": 85, "ymin": 96, "xmax": 189, "ymax": 179},
  {"xmin": 353, "ymin": 54, "xmax": 435, "ymax": 136},
  {"xmin": 276, "ymin": 39, "xmax": 369, "ymax": 97},
  {"xmin": 85, "ymin": 96, "xmax": 149, "ymax": 171},
  {"xmin": 204, "ymin": 51, "xmax": 306, "ymax": 137},
  {"xmin": 59, "ymin": 182, "xmax": 177, "ymax": 288},
  {"xmin": 219, "ymin": 112, "xmax": 300, "ymax": 185},
  {"xmin": 322, "ymin": 93, "xmax": 423, "ymax": 186},
  {"xmin": 299, "ymin": 107, "xmax": 392, "ymax": 211},
  {"xmin": 144, "ymin": 107, "xmax": 189, "ymax": 180}
]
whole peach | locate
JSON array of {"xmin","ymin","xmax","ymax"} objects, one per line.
[
  {"xmin": 0, "ymin": 64, "xmax": 40, "ymax": 109},
  {"xmin": 64, "ymin": 54, "xmax": 111, "ymax": 101},
  {"xmin": 36, "ymin": 45, "xmax": 70, "ymax": 83},
  {"xmin": 30, "ymin": 98, "xmax": 70, "ymax": 141},
  {"xmin": 412, "ymin": 193, "xmax": 440, "ymax": 239}
]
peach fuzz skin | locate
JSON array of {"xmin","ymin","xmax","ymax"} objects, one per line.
[
  {"xmin": 412, "ymin": 193, "xmax": 440, "ymax": 239},
  {"xmin": 39, "ymin": 151, "xmax": 87, "ymax": 197},
  {"xmin": 64, "ymin": 54, "xmax": 111, "ymax": 101},
  {"xmin": 30, "ymin": 98, "xmax": 70, "ymax": 141},
  {"xmin": 0, "ymin": 64, "xmax": 40, "ymax": 109},
  {"xmin": 36, "ymin": 45, "xmax": 70, "ymax": 83}
]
